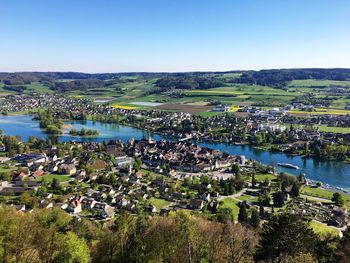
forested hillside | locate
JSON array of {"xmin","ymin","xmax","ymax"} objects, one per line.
[{"xmin": 0, "ymin": 206, "xmax": 350, "ymax": 263}]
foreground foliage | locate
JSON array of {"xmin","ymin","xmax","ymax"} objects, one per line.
[{"xmin": 0, "ymin": 206, "xmax": 350, "ymax": 262}]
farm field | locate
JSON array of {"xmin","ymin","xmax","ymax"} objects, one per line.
[
  {"xmin": 293, "ymin": 124, "xmax": 350, "ymax": 134},
  {"xmin": 289, "ymin": 108, "xmax": 350, "ymax": 116},
  {"xmin": 289, "ymin": 79, "xmax": 350, "ymax": 87},
  {"xmin": 155, "ymin": 103, "xmax": 212, "ymax": 114},
  {"xmin": 2, "ymin": 73, "xmax": 350, "ymax": 116}
]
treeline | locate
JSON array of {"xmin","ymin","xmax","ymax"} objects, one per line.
[
  {"xmin": 291, "ymin": 94, "xmax": 335, "ymax": 106},
  {"xmin": 36, "ymin": 111, "xmax": 63, "ymax": 134},
  {"xmin": 0, "ymin": 72, "xmax": 211, "ymax": 87},
  {"xmin": 69, "ymin": 128, "xmax": 99, "ymax": 137},
  {"xmin": 154, "ymin": 76, "xmax": 225, "ymax": 92},
  {"xmin": 50, "ymin": 79, "xmax": 107, "ymax": 92},
  {"xmin": 2, "ymin": 69, "xmax": 350, "ymax": 92},
  {"xmin": 2, "ymin": 85, "xmax": 27, "ymax": 93},
  {"xmin": 0, "ymin": 71, "xmax": 234, "ymax": 85},
  {"xmin": 1, "ymin": 206, "xmax": 350, "ymax": 263},
  {"xmin": 235, "ymin": 68, "xmax": 350, "ymax": 88}
]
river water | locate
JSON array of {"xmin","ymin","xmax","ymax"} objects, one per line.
[{"xmin": 1, "ymin": 114, "xmax": 350, "ymax": 190}]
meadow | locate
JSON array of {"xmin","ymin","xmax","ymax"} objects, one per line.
[{"xmin": 2, "ymin": 74, "xmax": 350, "ymax": 116}]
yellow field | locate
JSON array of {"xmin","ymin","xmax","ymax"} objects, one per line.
[
  {"xmin": 112, "ymin": 105, "xmax": 137, "ymax": 110},
  {"xmin": 230, "ymin": 107, "xmax": 241, "ymax": 112}
]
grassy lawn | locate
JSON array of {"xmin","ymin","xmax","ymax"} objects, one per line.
[
  {"xmin": 300, "ymin": 194, "xmax": 332, "ymax": 203},
  {"xmin": 315, "ymin": 125, "xmax": 350, "ymax": 134},
  {"xmin": 236, "ymin": 194, "xmax": 252, "ymax": 201},
  {"xmin": 149, "ymin": 197, "xmax": 171, "ymax": 210},
  {"xmin": 302, "ymin": 186, "xmax": 350, "ymax": 204},
  {"xmin": 195, "ymin": 111, "xmax": 227, "ymax": 117},
  {"xmin": 255, "ymin": 173, "xmax": 277, "ymax": 182},
  {"xmin": 0, "ymin": 166, "xmax": 16, "ymax": 173},
  {"xmin": 302, "ymin": 186, "xmax": 334, "ymax": 199},
  {"xmin": 310, "ymin": 220, "xmax": 340, "ymax": 237},
  {"xmin": 0, "ymin": 196, "xmax": 19, "ymax": 203},
  {"xmin": 220, "ymin": 198, "xmax": 240, "ymax": 220},
  {"xmin": 38, "ymin": 174, "xmax": 71, "ymax": 184}
]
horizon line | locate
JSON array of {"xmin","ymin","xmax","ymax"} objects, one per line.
[{"xmin": 1, "ymin": 67, "xmax": 350, "ymax": 75}]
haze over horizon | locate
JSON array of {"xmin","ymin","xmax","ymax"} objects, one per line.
[{"xmin": 1, "ymin": 0, "xmax": 350, "ymax": 72}]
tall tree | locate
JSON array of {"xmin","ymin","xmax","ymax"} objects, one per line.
[
  {"xmin": 255, "ymin": 213, "xmax": 318, "ymax": 262},
  {"xmin": 238, "ymin": 203, "xmax": 248, "ymax": 224},
  {"xmin": 250, "ymin": 208, "xmax": 260, "ymax": 229},
  {"xmin": 332, "ymin": 192, "xmax": 344, "ymax": 206},
  {"xmin": 290, "ymin": 182, "xmax": 300, "ymax": 197}
]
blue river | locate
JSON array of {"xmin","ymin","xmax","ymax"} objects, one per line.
[{"xmin": 1, "ymin": 114, "xmax": 350, "ymax": 190}]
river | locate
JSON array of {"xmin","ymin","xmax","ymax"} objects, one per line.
[{"xmin": 1, "ymin": 114, "xmax": 350, "ymax": 190}]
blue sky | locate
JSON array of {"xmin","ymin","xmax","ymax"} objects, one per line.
[{"xmin": 1, "ymin": 0, "xmax": 349, "ymax": 72}]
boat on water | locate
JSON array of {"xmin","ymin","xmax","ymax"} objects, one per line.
[{"xmin": 277, "ymin": 163, "xmax": 300, "ymax": 170}]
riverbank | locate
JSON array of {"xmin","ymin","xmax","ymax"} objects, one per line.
[{"xmin": 1, "ymin": 114, "xmax": 350, "ymax": 191}]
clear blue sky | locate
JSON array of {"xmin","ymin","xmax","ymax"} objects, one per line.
[{"xmin": 1, "ymin": 0, "xmax": 349, "ymax": 72}]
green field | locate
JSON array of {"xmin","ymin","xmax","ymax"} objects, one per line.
[
  {"xmin": 290, "ymin": 108, "xmax": 350, "ymax": 116},
  {"xmin": 220, "ymin": 198, "xmax": 240, "ymax": 220},
  {"xmin": 195, "ymin": 111, "xmax": 227, "ymax": 117},
  {"xmin": 309, "ymin": 220, "xmax": 340, "ymax": 237},
  {"xmin": 2, "ymin": 74, "xmax": 350, "ymax": 115},
  {"xmin": 38, "ymin": 174, "xmax": 71, "ymax": 184},
  {"xmin": 289, "ymin": 79, "xmax": 350, "ymax": 87},
  {"xmin": 149, "ymin": 197, "xmax": 171, "ymax": 210},
  {"xmin": 293, "ymin": 124, "xmax": 350, "ymax": 134},
  {"xmin": 302, "ymin": 186, "xmax": 350, "ymax": 205}
]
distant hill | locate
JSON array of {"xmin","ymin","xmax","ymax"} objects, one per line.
[{"xmin": 1, "ymin": 68, "xmax": 350, "ymax": 92}]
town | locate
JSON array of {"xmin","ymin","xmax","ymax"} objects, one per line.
[
  {"xmin": 1, "ymin": 93, "xmax": 350, "ymax": 162},
  {"xmin": 0, "ymin": 122, "xmax": 349, "ymax": 232},
  {"xmin": 2, "ymin": 0, "xmax": 350, "ymax": 261}
]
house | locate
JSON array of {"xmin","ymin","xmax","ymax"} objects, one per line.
[
  {"xmin": 59, "ymin": 164, "xmax": 76, "ymax": 175},
  {"xmin": 207, "ymin": 200, "xmax": 220, "ymax": 212},
  {"xmin": 68, "ymin": 199, "xmax": 82, "ymax": 214},
  {"xmin": 330, "ymin": 207, "xmax": 348, "ymax": 227},
  {"xmin": 116, "ymin": 194, "xmax": 129, "ymax": 207},
  {"xmin": 135, "ymin": 171, "xmax": 143, "ymax": 179},
  {"xmin": 201, "ymin": 192, "xmax": 211, "ymax": 202},
  {"xmin": 0, "ymin": 144, "xmax": 5, "ymax": 152},
  {"xmin": 39, "ymin": 201, "xmax": 53, "ymax": 209},
  {"xmin": 212, "ymin": 104, "xmax": 230, "ymax": 112},
  {"xmin": 0, "ymin": 181, "xmax": 39, "ymax": 196},
  {"xmin": 75, "ymin": 169, "xmax": 87, "ymax": 182},
  {"xmin": 125, "ymin": 203, "xmax": 136, "ymax": 212},
  {"xmin": 145, "ymin": 205, "xmax": 157, "ymax": 214},
  {"xmin": 14, "ymin": 204, "xmax": 26, "ymax": 211},
  {"xmin": 115, "ymin": 156, "xmax": 135, "ymax": 168},
  {"xmin": 81, "ymin": 197, "xmax": 96, "ymax": 209},
  {"xmin": 167, "ymin": 169, "xmax": 177, "ymax": 177},
  {"xmin": 12, "ymin": 153, "xmax": 47, "ymax": 167},
  {"xmin": 92, "ymin": 202, "xmax": 114, "ymax": 217},
  {"xmin": 189, "ymin": 199, "xmax": 204, "ymax": 210},
  {"xmin": 128, "ymin": 176, "xmax": 140, "ymax": 185},
  {"xmin": 31, "ymin": 169, "xmax": 45, "ymax": 179},
  {"xmin": 46, "ymin": 163, "xmax": 59, "ymax": 173}
]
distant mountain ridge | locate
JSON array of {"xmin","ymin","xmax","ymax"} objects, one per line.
[{"xmin": 1, "ymin": 68, "xmax": 350, "ymax": 91}]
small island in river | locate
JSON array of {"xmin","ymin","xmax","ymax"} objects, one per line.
[{"xmin": 69, "ymin": 128, "xmax": 99, "ymax": 137}]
